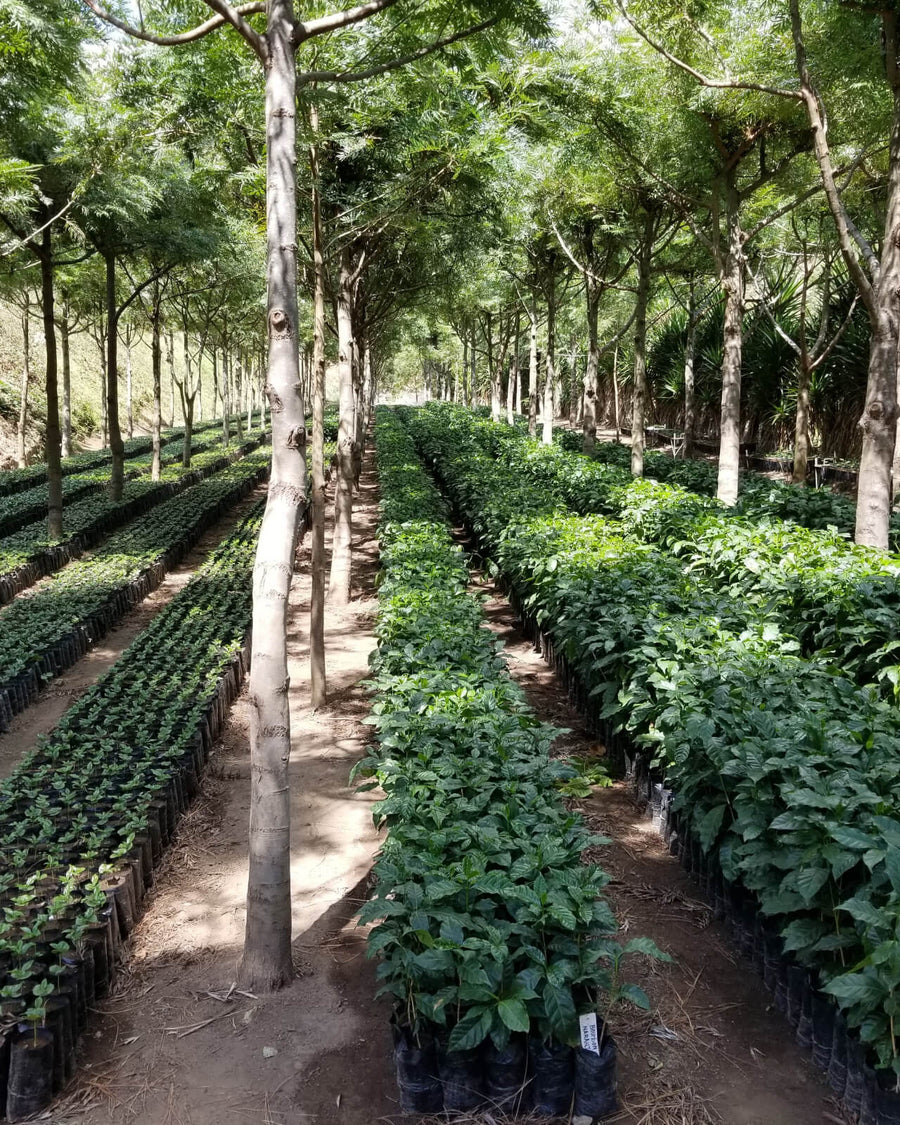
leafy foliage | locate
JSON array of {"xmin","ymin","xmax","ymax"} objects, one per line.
[{"xmin": 356, "ymin": 407, "xmax": 667, "ymax": 1051}]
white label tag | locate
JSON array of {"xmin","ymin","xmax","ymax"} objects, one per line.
[{"xmin": 579, "ymin": 1012, "xmax": 600, "ymax": 1055}]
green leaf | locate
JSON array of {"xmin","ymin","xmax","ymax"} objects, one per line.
[
  {"xmin": 624, "ymin": 936, "xmax": 673, "ymax": 962},
  {"xmin": 448, "ymin": 1006, "xmax": 493, "ymax": 1051},
  {"xmin": 823, "ymin": 971, "xmax": 887, "ymax": 1007},
  {"xmin": 795, "ymin": 866, "xmax": 830, "ymax": 905},
  {"xmin": 838, "ymin": 896, "xmax": 885, "ymax": 927},
  {"xmin": 697, "ymin": 804, "xmax": 726, "ymax": 850},
  {"xmin": 497, "ymin": 997, "xmax": 530, "ymax": 1033},
  {"xmin": 543, "ymin": 983, "xmax": 576, "ymax": 1036},
  {"xmin": 618, "ymin": 982, "xmax": 650, "ymax": 1009},
  {"xmin": 830, "ymin": 827, "xmax": 876, "ymax": 851}
]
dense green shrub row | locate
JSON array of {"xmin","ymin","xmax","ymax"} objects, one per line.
[
  {"xmin": 357, "ymin": 408, "xmax": 661, "ymax": 1057},
  {"xmin": 554, "ymin": 426, "xmax": 900, "ymax": 546},
  {"xmin": 0, "ymin": 497, "xmax": 268, "ymax": 1094},
  {"xmin": 0, "ymin": 449, "xmax": 269, "ymax": 727},
  {"xmin": 0, "ymin": 434, "xmax": 265, "ymax": 605},
  {"xmin": 0, "ymin": 429, "xmax": 230, "ymax": 541},
  {"xmin": 0, "ymin": 416, "xmax": 232, "ymax": 499},
  {"xmin": 405, "ymin": 404, "xmax": 900, "ymax": 1078},
  {"xmin": 415, "ymin": 404, "xmax": 900, "ymax": 702}
]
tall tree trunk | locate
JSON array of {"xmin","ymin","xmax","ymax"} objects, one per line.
[
  {"xmin": 309, "ymin": 98, "xmax": 327, "ymax": 710},
  {"xmin": 329, "ymin": 245, "xmax": 355, "ymax": 607},
  {"xmin": 789, "ymin": 0, "xmax": 900, "ymax": 543},
  {"xmin": 582, "ymin": 278, "xmax": 600, "ymax": 454},
  {"xmin": 569, "ymin": 338, "xmax": 580, "ymax": 423},
  {"xmin": 506, "ymin": 348, "xmax": 516, "ymax": 425},
  {"xmin": 793, "ymin": 353, "xmax": 813, "ymax": 485},
  {"xmin": 151, "ymin": 291, "xmax": 162, "ymax": 481},
  {"xmin": 246, "ymin": 355, "xmax": 253, "ymax": 432},
  {"xmin": 469, "ymin": 325, "xmax": 476, "ymax": 408},
  {"xmin": 222, "ymin": 345, "xmax": 231, "ymax": 445},
  {"xmin": 716, "ymin": 175, "xmax": 744, "ymax": 505},
  {"xmin": 60, "ymin": 297, "xmax": 72, "ymax": 458},
  {"xmin": 182, "ymin": 390, "xmax": 195, "ymax": 467},
  {"xmin": 631, "ymin": 209, "xmax": 655, "ymax": 477},
  {"xmin": 99, "ymin": 325, "xmax": 108, "ymax": 449},
  {"xmin": 856, "ymin": 13, "xmax": 900, "ymax": 543},
  {"xmin": 330, "ymin": 243, "xmax": 355, "ymax": 603},
  {"xmin": 361, "ymin": 341, "xmax": 373, "ymax": 433},
  {"xmin": 235, "ymin": 354, "xmax": 244, "ymax": 440},
  {"xmin": 612, "ymin": 344, "xmax": 621, "ymax": 441},
  {"xmin": 125, "ymin": 334, "xmax": 134, "ymax": 439},
  {"xmin": 683, "ymin": 281, "xmax": 697, "ymax": 459},
  {"xmin": 542, "ymin": 289, "xmax": 556, "ymax": 445},
  {"xmin": 40, "ymin": 231, "xmax": 63, "ymax": 539},
  {"xmin": 528, "ymin": 300, "xmax": 538, "ymax": 436},
  {"xmin": 182, "ymin": 333, "xmax": 194, "ymax": 467},
  {"xmin": 240, "ymin": 0, "xmax": 305, "ymax": 992},
  {"xmin": 168, "ymin": 330, "xmax": 176, "ymax": 426},
  {"xmin": 490, "ymin": 313, "xmax": 502, "ymax": 422},
  {"xmin": 461, "ymin": 332, "xmax": 468, "ymax": 405},
  {"xmin": 17, "ymin": 292, "xmax": 30, "ymax": 469},
  {"xmin": 105, "ymin": 253, "xmax": 125, "ymax": 501}
]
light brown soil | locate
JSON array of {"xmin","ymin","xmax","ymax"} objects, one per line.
[
  {"xmin": 54, "ymin": 449, "xmax": 398, "ymax": 1125},
  {"xmin": 0, "ymin": 484, "xmax": 269, "ymax": 781},
  {"xmin": 476, "ymin": 579, "xmax": 847, "ymax": 1125}
]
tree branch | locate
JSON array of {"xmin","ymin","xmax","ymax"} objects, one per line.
[
  {"xmin": 617, "ymin": 0, "xmax": 803, "ymax": 101},
  {"xmin": 81, "ymin": 0, "xmax": 267, "ymax": 61},
  {"xmin": 298, "ymin": 17, "xmax": 496, "ymax": 83},
  {"xmin": 295, "ymin": 0, "xmax": 399, "ymax": 42}
]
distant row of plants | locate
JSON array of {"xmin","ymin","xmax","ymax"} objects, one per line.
[
  {"xmin": 0, "ymin": 433, "xmax": 265, "ymax": 604},
  {"xmin": 423, "ymin": 405, "xmax": 900, "ymax": 705},
  {"xmin": 0, "ymin": 497, "xmax": 267, "ymax": 1108},
  {"xmin": 0, "ymin": 448, "xmax": 269, "ymax": 724},
  {"xmin": 0, "ymin": 427, "xmax": 230, "ymax": 540},
  {"xmin": 0, "ymin": 415, "xmax": 230, "ymax": 500},
  {"xmin": 554, "ymin": 427, "xmax": 900, "ymax": 547},
  {"xmin": 406, "ymin": 403, "xmax": 900, "ymax": 1081},
  {"xmin": 357, "ymin": 408, "xmax": 662, "ymax": 1063}
]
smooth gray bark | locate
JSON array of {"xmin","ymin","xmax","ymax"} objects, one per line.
[
  {"xmin": 309, "ymin": 99, "xmax": 327, "ymax": 710},
  {"xmin": 582, "ymin": 278, "xmax": 600, "ymax": 454},
  {"xmin": 715, "ymin": 176, "xmax": 743, "ymax": 505},
  {"xmin": 683, "ymin": 283, "xmax": 697, "ymax": 459},
  {"xmin": 631, "ymin": 210, "xmax": 655, "ymax": 477},
  {"xmin": 17, "ymin": 292, "xmax": 30, "ymax": 469},
  {"xmin": 40, "ymin": 228, "xmax": 63, "ymax": 539},
  {"xmin": 105, "ymin": 252, "xmax": 126, "ymax": 501},
  {"xmin": 60, "ymin": 298, "xmax": 72, "ymax": 458},
  {"xmin": 240, "ymin": 0, "xmax": 306, "ymax": 993},
  {"xmin": 329, "ymin": 244, "xmax": 356, "ymax": 607}
]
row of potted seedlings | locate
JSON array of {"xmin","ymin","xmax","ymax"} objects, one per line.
[
  {"xmin": 403, "ymin": 404, "xmax": 900, "ymax": 1122},
  {"xmin": 554, "ymin": 425, "xmax": 900, "ymax": 547},
  {"xmin": 0, "ymin": 421, "xmax": 238, "ymax": 541},
  {"xmin": 356, "ymin": 409, "xmax": 668, "ymax": 1119},
  {"xmin": 421, "ymin": 404, "xmax": 900, "ymax": 705},
  {"xmin": 0, "ymin": 447, "xmax": 270, "ymax": 731},
  {"xmin": 0, "ymin": 494, "xmax": 276, "ymax": 1119},
  {"xmin": 0, "ymin": 432, "xmax": 265, "ymax": 606},
  {"xmin": 0, "ymin": 416, "xmax": 238, "ymax": 501}
]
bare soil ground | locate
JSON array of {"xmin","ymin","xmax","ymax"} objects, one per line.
[{"xmin": 0, "ymin": 484, "xmax": 269, "ymax": 780}]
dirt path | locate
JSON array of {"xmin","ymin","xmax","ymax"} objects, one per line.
[
  {"xmin": 0, "ymin": 484, "xmax": 269, "ymax": 781},
  {"xmin": 56, "ymin": 449, "xmax": 398, "ymax": 1125},
  {"xmin": 475, "ymin": 576, "xmax": 843, "ymax": 1125}
]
